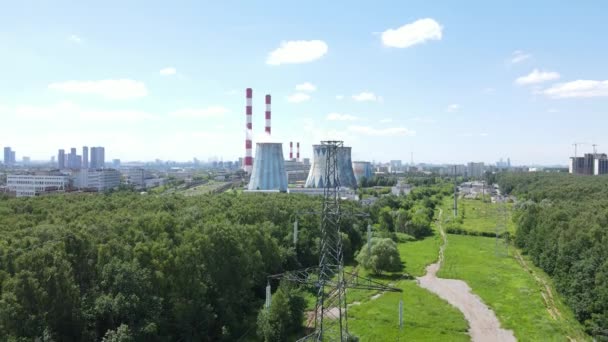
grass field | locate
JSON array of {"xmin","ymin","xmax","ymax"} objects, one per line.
[
  {"xmin": 180, "ymin": 181, "xmax": 230, "ymax": 196},
  {"xmin": 438, "ymin": 232, "xmax": 589, "ymax": 341},
  {"xmin": 348, "ymin": 211, "xmax": 470, "ymax": 341},
  {"xmin": 442, "ymin": 197, "xmax": 516, "ymax": 234},
  {"xmin": 349, "ymin": 281, "xmax": 469, "ymax": 341}
]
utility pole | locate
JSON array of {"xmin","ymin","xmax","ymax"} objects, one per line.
[{"xmin": 453, "ymin": 165, "xmax": 458, "ymax": 218}]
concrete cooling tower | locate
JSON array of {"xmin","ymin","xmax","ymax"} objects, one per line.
[
  {"xmin": 352, "ymin": 161, "xmax": 373, "ymax": 182},
  {"xmin": 305, "ymin": 145, "xmax": 358, "ymax": 189},
  {"xmin": 248, "ymin": 142, "xmax": 288, "ymax": 191}
]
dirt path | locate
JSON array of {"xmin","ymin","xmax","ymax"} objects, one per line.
[
  {"xmin": 416, "ymin": 208, "xmax": 516, "ymax": 342},
  {"xmin": 514, "ymin": 250, "xmax": 562, "ymax": 320}
]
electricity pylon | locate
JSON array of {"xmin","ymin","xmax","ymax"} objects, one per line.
[{"xmin": 269, "ymin": 140, "xmax": 401, "ymax": 341}]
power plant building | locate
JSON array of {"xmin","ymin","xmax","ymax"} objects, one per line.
[
  {"xmin": 305, "ymin": 145, "xmax": 357, "ymax": 189},
  {"xmin": 352, "ymin": 161, "xmax": 373, "ymax": 183},
  {"xmin": 248, "ymin": 143, "xmax": 288, "ymax": 191}
]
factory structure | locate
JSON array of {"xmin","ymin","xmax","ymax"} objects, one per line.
[
  {"xmin": 305, "ymin": 145, "xmax": 357, "ymax": 189},
  {"xmin": 242, "ymin": 88, "xmax": 361, "ymax": 194}
]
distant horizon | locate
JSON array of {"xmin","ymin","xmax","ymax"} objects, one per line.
[{"xmin": 1, "ymin": 1, "xmax": 607, "ymax": 164}]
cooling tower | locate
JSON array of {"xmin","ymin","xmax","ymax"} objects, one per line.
[
  {"xmin": 305, "ymin": 145, "xmax": 358, "ymax": 189},
  {"xmin": 352, "ymin": 161, "xmax": 373, "ymax": 183},
  {"xmin": 248, "ymin": 143, "xmax": 288, "ymax": 191}
]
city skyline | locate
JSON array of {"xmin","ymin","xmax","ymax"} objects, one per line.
[{"xmin": 1, "ymin": 1, "xmax": 607, "ymax": 164}]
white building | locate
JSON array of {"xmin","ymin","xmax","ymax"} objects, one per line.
[
  {"xmin": 73, "ymin": 169, "xmax": 121, "ymax": 191},
  {"xmin": 7, "ymin": 174, "xmax": 69, "ymax": 197}
]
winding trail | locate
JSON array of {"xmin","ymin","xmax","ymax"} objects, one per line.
[{"xmin": 416, "ymin": 208, "xmax": 516, "ymax": 342}]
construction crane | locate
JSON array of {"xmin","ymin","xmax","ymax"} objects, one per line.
[
  {"xmin": 572, "ymin": 142, "xmax": 587, "ymax": 158},
  {"xmin": 593, "ymin": 144, "xmax": 599, "ymax": 155}
]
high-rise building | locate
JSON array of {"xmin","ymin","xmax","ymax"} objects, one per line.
[
  {"xmin": 82, "ymin": 146, "xmax": 89, "ymax": 169},
  {"xmin": 67, "ymin": 147, "xmax": 82, "ymax": 169},
  {"xmin": 58, "ymin": 149, "xmax": 66, "ymax": 169},
  {"xmin": 467, "ymin": 162, "xmax": 485, "ymax": 178},
  {"xmin": 4, "ymin": 147, "xmax": 14, "ymax": 165},
  {"xmin": 90, "ymin": 147, "xmax": 105, "ymax": 168},
  {"xmin": 570, "ymin": 153, "xmax": 608, "ymax": 175}
]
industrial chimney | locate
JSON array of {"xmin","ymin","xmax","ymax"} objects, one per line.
[
  {"xmin": 245, "ymin": 88, "xmax": 253, "ymax": 174},
  {"xmin": 289, "ymin": 142, "xmax": 293, "ymax": 160},
  {"xmin": 265, "ymin": 95, "xmax": 271, "ymax": 135},
  {"xmin": 297, "ymin": 142, "xmax": 300, "ymax": 161}
]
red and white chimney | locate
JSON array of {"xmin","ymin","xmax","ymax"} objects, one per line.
[
  {"xmin": 297, "ymin": 142, "xmax": 300, "ymax": 161},
  {"xmin": 265, "ymin": 94, "xmax": 271, "ymax": 135},
  {"xmin": 289, "ymin": 142, "xmax": 293, "ymax": 160},
  {"xmin": 245, "ymin": 88, "xmax": 253, "ymax": 173}
]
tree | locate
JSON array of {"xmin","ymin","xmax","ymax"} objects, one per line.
[
  {"xmin": 356, "ymin": 238, "xmax": 402, "ymax": 275},
  {"xmin": 257, "ymin": 282, "xmax": 305, "ymax": 341}
]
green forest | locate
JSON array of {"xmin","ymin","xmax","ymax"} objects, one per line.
[
  {"xmin": 498, "ymin": 173, "xmax": 608, "ymax": 339},
  {"xmin": 0, "ymin": 183, "xmax": 448, "ymax": 341}
]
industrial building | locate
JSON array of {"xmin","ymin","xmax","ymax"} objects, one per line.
[
  {"xmin": 570, "ymin": 153, "xmax": 608, "ymax": 175},
  {"xmin": 305, "ymin": 145, "xmax": 357, "ymax": 189},
  {"xmin": 73, "ymin": 169, "xmax": 120, "ymax": 192},
  {"xmin": 7, "ymin": 173, "xmax": 69, "ymax": 197},
  {"xmin": 352, "ymin": 161, "xmax": 373, "ymax": 183},
  {"xmin": 248, "ymin": 142, "xmax": 288, "ymax": 191}
]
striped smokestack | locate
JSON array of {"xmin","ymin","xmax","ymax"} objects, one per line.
[
  {"xmin": 297, "ymin": 142, "xmax": 300, "ymax": 161},
  {"xmin": 289, "ymin": 142, "xmax": 293, "ymax": 159},
  {"xmin": 245, "ymin": 88, "xmax": 253, "ymax": 173},
  {"xmin": 265, "ymin": 94, "xmax": 271, "ymax": 135}
]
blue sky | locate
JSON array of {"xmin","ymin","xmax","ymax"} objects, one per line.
[{"xmin": 1, "ymin": 1, "xmax": 607, "ymax": 165}]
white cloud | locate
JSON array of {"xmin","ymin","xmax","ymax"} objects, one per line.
[
  {"xmin": 480, "ymin": 133, "xmax": 489, "ymax": 137},
  {"xmin": 510, "ymin": 50, "xmax": 531, "ymax": 64},
  {"xmin": 160, "ymin": 67, "xmax": 177, "ymax": 76},
  {"xmin": 287, "ymin": 93, "xmax": 311, "ymax": 103},
  {"xmin": 326, "ymin": 112, "xmax": 358, "ymax": 121},
  {"xmin": 295, "ymin": 82, "xmax": 316, "ymax": 92},
  {"xmin": 352, "ymin": 92, "xmax": 378, "ymax": 102},
  {"xmin": 379, "ymin": 118, "xmax": 393, "ymax": 123},
  {"xmin": 348, "ymin": 125, "xmax": 415, "ymax": 137},
  {"xmin": 266, "ymin": 40, "xmax": 328, "ymax": 65},
  {"xmin": 48, "ymin": 79, "xmax": 148, "ymax": 100},
  {"xmin": 515, "ymin": 69, "xmax": 560, "ymax": 85},
  {"xmin": 547, "ymin": 108, "xmax": 559, "ymax": 113},
  {"xmin": 336, "ymin": 95, "xmax": 344, "ymax": 100},
  {"xmin": 169, "ymin": 106, "xmax": 229, "ymax": 118},
  {"xmin": 542, "ymin": 80, "xmax": 608, "ymax": 98},
  {"xmin": 483, "ymin": 87, "xmax": 496, "ymax": 94},
  {"xmin": 381, "ymin": 18, "xmax": 442, "ymax": 48},
  {"xmin": 446, "ymin": 104, "xmax": 460, "ymax": 112},
  {"xmin": 68, "ymin": 34, "xmax": 82, "ymax": 44}
]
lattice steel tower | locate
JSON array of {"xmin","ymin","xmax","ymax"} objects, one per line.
[
  {"xmin": 311, "ymin": 140, "xmax": 348, "ymax": 341},
  {"xmin": 269, "ymin": 140, "xmax": 401, "ymax": 341}
]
